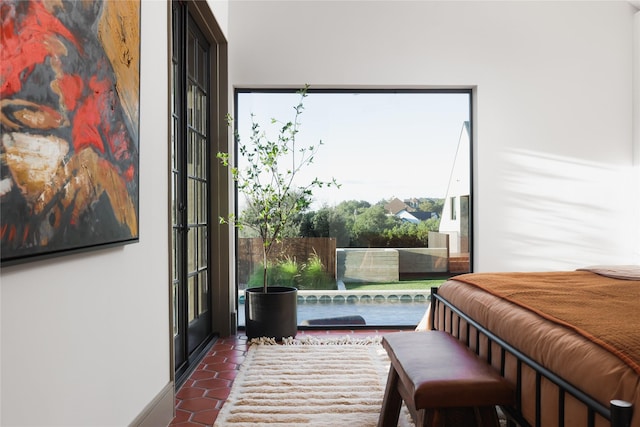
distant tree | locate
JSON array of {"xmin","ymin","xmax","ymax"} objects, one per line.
[
  {"xmin": 335, "ymin": 200, "xmax": 371, "ymax": 217},
  {"xmin": 424, "ymin": 216, "xmax": 441, "ymax": 232},
  {"xmin": 373, "ymin": 199, "xmax": 390, "ymax": 209},
  {"xmin": 384, "ymin": 223, "xmax": 424, "ymax": 247},
  {"xmin": 419, "ymin": 199, "xmax": 435, "ymax": 213},
  {"xmin": 310, "ymin": 207, "xmax": 331, "ymax": 237},
  {"xmin": 298, "ymin": 212, "xmax": 315, "ymax": 238},
  {"xmin": 319, "ymin": 208, "xmax": 349, "ymax": 246},
  {"xmin": 419, "ymin": 198, "xmax": 444, "ymax": 217},
  {"xmin": 299, "ymin": 207, "xmax": 350, "ymax": 247},
  {"xmin": 297, "ymin": 197, "xmax": 441, "ymax": 249},
  {"xmin": 351, "ymin": 205, "xmax": 399, "ymax": 247},
  {"xmin": 333, "ymin": 200, "xmax": 371, "ymax": 235}
]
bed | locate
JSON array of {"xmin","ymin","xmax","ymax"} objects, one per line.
[{"xmin": 423, "ymin": 265, "xmax": 640, "ymax": 427}]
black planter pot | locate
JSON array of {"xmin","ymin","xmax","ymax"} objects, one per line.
[{"xmin": 244, "ymin": 286, "xmax": 297, "ymax": 341}]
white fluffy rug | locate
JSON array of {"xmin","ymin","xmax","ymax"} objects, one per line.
[{"xmin": 213, "ymin": 335, "xmax": 413, "ymax": 426}]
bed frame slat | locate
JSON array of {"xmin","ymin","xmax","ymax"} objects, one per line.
[
  {"xmin": 430, "ymin": 287, "xmax": 634, "ymax": 427},
  {"xmin": 559, "ymin": 389, "xmax": 565, "ymax": 427},
  {"xmin": 535, "ymin": 372, "xmax": 541, "ymax": 427}
]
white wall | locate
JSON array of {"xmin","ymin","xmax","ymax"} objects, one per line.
[
  {"xmin": 229, "ymin": 0, "xmax": 640, "ymax": 271},
  {"xmin": 634, "ymin": 10, "xmax": 640, "ymax": 262},
  {"xmin": 0, "ymin": 1, "xmax": 170, "ymax": 426},
  {"xmin": 208, "ymin": 0, "xmax": 229, "ymax": 39}
]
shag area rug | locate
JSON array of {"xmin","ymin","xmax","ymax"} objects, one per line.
[{"xmin": 213, "ymin": 335, "xmax": 413, "ymax": 427}]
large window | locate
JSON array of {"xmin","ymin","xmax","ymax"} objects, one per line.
[{"xmin": 234, "ymin": 89, "xmax": 472, "ymax": 328}]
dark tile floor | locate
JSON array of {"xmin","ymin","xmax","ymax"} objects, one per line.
[{"xmin": 169, "ymin": 329, "xmax": 406, "ymax": 427}]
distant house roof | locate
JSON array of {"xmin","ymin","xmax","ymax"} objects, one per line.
[
  {"xmin": 384, "ymin": 198, "xmax": 415, "ymax": 215},
  {"xmin": 404, "ymin": 198, "xmax": 420, "ymax": 209},
  {"xmin": 413, "ymin": 211, "xmax": 436, "ymax": 221},
  {"xmin": 385, "ymin": 197, "xmax": 436, "ymax": 223},
  {"xmin": 396, "ymin": 210, "xmax": 420, "ymax": 224}
]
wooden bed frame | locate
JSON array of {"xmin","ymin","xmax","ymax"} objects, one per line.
[{"xmin": 430, "ymin": 287, "xmax": 634, "ymax": 427}]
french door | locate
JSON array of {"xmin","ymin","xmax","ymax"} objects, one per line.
[{"xmin": 171, "ymin": 2, "xmax": 214, "ymax": 384}]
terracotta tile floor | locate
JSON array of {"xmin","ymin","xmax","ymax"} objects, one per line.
[{"xmin": 169, "ymin": 329, "xmax": 408, "ymax": 427}]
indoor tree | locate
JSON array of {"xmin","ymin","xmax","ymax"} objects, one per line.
[{"xmin": 218, "ymin": 85, "xmax": 339, "ymax": 293}]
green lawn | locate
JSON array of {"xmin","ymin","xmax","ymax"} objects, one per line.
[{"xmin": 344, "ymin": 278, "xmax": 448, "ymax": 291}]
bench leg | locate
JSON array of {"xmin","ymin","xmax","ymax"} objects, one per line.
[
  {"xmin": 421, "ymin": 408, "xmax": 477, "ymax": 427},
  {"xmin": 378, "ymin": 365, "xmax": 402, "ymax": 427},
  {"xmin": 475, "ymin": 406, "xmax": 500, "ymax": 427},
  {"xmin": 420, "ymin": 407, "xmax": 500, "ymax": 427}
]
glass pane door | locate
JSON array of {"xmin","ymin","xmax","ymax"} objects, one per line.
[{"xmin": 172, "ymin": 3, "xmax": 212, "ymax": 382}]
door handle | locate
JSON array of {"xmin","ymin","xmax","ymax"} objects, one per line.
[{"xmin": 176, "ymin": 225, "xmax": 190, "ymax": 233}]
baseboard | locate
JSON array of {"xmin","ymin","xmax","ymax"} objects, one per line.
[{"xmin": 129, "ymin": 381, "xmax": 174, "ymax": 427}]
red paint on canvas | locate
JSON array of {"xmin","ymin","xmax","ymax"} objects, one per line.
[{"xmin": 0, "ymin": 1, "xmax": 80, "ymax": 98}]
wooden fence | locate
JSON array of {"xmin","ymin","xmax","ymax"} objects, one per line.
[{"xmin": 237, "ymin": 237, "xmax": 337, "ymax": 285}]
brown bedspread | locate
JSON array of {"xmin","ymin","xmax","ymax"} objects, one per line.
[{"xmin": 452, "ymin": 271, "xmax": 640, "ymax": 375}]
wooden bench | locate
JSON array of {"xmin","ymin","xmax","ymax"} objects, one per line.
[{"xmin": 378, "ymin": 331, "xmax": 515, "ymax": 427}]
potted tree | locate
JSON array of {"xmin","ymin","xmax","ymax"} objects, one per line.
[{"xmin": 218, "ymin": 85, "xmax": 339, "ymax": 340}]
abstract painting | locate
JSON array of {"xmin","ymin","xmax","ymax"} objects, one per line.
[{"xmin": 1, "ymin": 0, "xmax": 141, "ymax": 265}]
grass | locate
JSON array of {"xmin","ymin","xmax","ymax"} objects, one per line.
[{"xmin": 344, "ymin": 277, "xmax": 448, "ymax": 291}]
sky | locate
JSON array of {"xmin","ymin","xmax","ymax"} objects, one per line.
[{"xmin": 235, "ymin": 90, "xmax": 470, "ymax": 209}]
